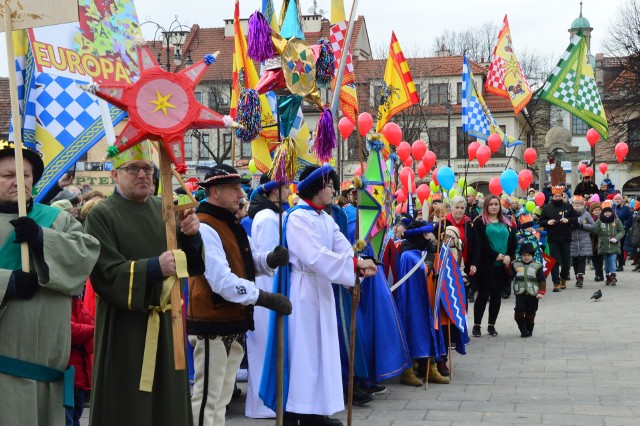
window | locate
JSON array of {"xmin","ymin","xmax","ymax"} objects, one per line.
[
  {"xmin": 429, "ymin": 83, "xmax": 448, "ymax": 106},
  {"xmin": 241, "ymin": 139, "xmax": 252, "ymax": 159},
  {"xmin": 199, "ymin": 134, "xmax": 210, "ymax": 160},
  {"xmin": 209, "ymin": 88, "xmax": 228, "ymax": 110},
  {"xmin": 456, "ymin": 127, "xmax": 476, "ymax": 158},
  {"xmin": 194, "ymin": 91, "xmax": 202, "ymax": 104},
  {"xmin": 572, "ymin": 116, "xmax": 588, "ymax": 136},
  {"xmin": 223, "ymin": 133, "xmax": 232, "ymax": 155},
  {"xmin": 627, "ymin": 119, "xmax": 640, "ymax": 160},
  {"xmin": 493, "ymin": 125, "xmax": 507, "ymax": 157},
  {"xmin": 428, "ymin": 127, "xmax": 450, "ymax": 159},
  {"xmin": 184, "ymin": 134, "xmax": 193, "ymax": 160},
  {"xmin": 456, "ymin": 82, "xmax": 462, "ymax": 105},
  {"xmin": 370, "ymin": 82, "xmax": 382, "ymax": 108}
]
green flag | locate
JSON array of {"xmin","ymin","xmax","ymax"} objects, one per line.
[{"xmin": 540, "ymin": 29, "xmax": 608, "ymax": 139}]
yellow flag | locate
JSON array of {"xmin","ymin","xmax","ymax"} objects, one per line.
[{"xmin": 331, "ymin": 0, "xmax": 346, "ymax": 24}]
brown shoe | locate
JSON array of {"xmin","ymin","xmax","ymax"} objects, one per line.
[
  {"xmin": 560, "ymin": 279, "xmax": 567, "ymax": 289},
  {"xmin": 427, "ymin": 362, "xmax": 450, "ymax": 384},
  {"xmin": 400, "ymin": 367, "xmax": 423, "ymax": 386},
  {"xmin": 553, "ymin": 283, "xmax": 562, "ymax": 292}
]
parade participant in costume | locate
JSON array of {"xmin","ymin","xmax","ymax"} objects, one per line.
[
  {"xmin": 84, "ymin": 142, "xmax": 205, "ymax": 425},
  {"xmin": 0, "ymin": 141, "xmax": 100, "ymax": 426},
  {"xmin": 188, "ymin": 165, "xmax": 291, "ymax": 426},
  {"xmin": 612, "ymin": 193, "xmax": 632, "ymax": 271},
  {"xmin": 515, "ymin": 214, "xmax": 543, "ymax": 264},
  {"xmin": 574, "ymin": 174, "xmax": 599, "ymax": 199},
  {"xmin": 594, "ymin": 201, "xmax": 625, "ymax": 286},
  {"xmin": 469, "ymin": 194, "xmax": 517, "ymax": 337},
  {"xmin": 570, "ymin": 196, "xmax": 595, "ymax": 288},
  {"xmin": 260, "ymin": 164, "xmax": 377, "ymax": 426},
  {"xmin": 539, "ymin": 186, "xmax": 578, "ymax": 292},
  {"xmin": 512, "ymin": 242, "xmax": 546, "ymax": 338},
  {"xmin": 394, "ymin": 221, "xmax": 448, "ymax": 386},
  {"xmin": 245, "ymin": 173, "xmax": 291, "ymax": 419}
]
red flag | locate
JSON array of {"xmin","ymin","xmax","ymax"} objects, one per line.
[{"xmin": 542, "ymin": 252, "xmax": 556, "ymax": 278}]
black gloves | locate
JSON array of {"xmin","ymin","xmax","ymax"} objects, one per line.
[
  {"xmin": 10, "ymin": 217, "xmax": 41, "ymax": 245},
  {"xmin": 266, "ymin": 245, "xmax": 289, "ymax": 268},
  {"xmin": 256, "ymin": 290, "xmax": 292, "ymax": 315},
  {"xmin": 4, "ymin": 270, "xmax": 40, "ymax": 302}
]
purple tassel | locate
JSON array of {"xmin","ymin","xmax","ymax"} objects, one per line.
[
  {"xmin": 248, "ymin": 11, "xmax": 274, "ymax": 62},
  {"xmin": 272, "ymin": 152, "xmax": 287, "ymax": 183},
  {"xmin": 314, "ymin": 109, "xmax": 337, "ymax": 163}
]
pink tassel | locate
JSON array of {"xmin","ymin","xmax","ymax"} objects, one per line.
[
  {"xmin": 313, "ymin": 109, "xmax": 337, "ymax": 163},
  {"xmin": 248, "ymin": 11, "xmax": 274, "ymax": 62}
]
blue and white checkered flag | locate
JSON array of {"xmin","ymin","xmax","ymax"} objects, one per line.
[{"xmin": 462, "ymin": 55, "xmax": 491, "ymax": 140}]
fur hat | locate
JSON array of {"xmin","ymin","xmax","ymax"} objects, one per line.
[
  {"xmin": 519, "ymin": 242, "xmax": 536, "ymax": 255},
  {"xmin": 589, "ymin": 202, "xmax": 601, "ymax": 214}
]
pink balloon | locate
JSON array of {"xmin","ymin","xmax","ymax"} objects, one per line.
[
  {"xmin": 402, "ymin": 156, "xmax": 413, "ymax": 167},
  {"xmin": 338, "ymin": 117, "xmax": 354, "ymax": 140},
  {"xmin": 599, "ymin": 162, "xmax": 608, "ymax": 175},
  {"xmin": 422, "ymin": 151, "xmax": 437, "ymax": 170},
  {"xmin": 382, "ymin": 122, "xmax": 403, "ymax": 147},
  {"xmin": 396, "ymin": 141, "xmax": 411, "ymax": 162},
  {"xmin": 518, "ymin": 169, "xmax": 533, "ymax": 190},
  {"xmin": 534, "ymin": 192, "xmax": 545, "ymax": 207},
  {"xmin": 411, "ymin": 139, "xmax": 427, "ymax": 161},
  {"xmin": 489, "ymin": 177, "xmax": 502, "ymax": 196},
  {"xmin": 488, "ymin": 134, "xmax": 502, "ymax": 153},
  {"xmin": 476, "ymin": 145, "xmax": 492, "ymax": 167},
  {"xmin": 615, "ymin": 142, "xmax": 629, "ymax": 163},
  {"xmin": 416, "ymin": 184, "xmax": 431, "ymax": 203},
  {"xmin": 357, "ymin": 112, "xmax": 373, "ymax": 137},
  {"xmin": 586, "ymin": 128, "xmax": 600, "ymax": 147},
  {"xmin": 432, "ymin": 167, "xmax": 440, "ymax": 186},
  {"xmin": 523, "ymin": 148, "xmax": 537, "ymax": 166},
  {"xmin": 417, "ymin": 162, "xmax": 428, "ymax": 179},
  {"xmin": 467, "ymin": 141, "xmax": 480, "ymax": 161},
  {"xmin": 354, "ymin": 164, "xmax": 365, "ymax": 177}
]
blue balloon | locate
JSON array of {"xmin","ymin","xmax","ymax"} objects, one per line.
[
  {"xmin": 500, "ymin": 169, "xmax": 518, "ymax": 195},
  {"xmin": 437, "ymin": 166, "xmax": 455, "ymax": 191}
]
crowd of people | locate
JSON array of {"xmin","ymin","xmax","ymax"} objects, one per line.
[{"xmin": 2, "ymin": 139, "xmax": 640, "ymax": 426}]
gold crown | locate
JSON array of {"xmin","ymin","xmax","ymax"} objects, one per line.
[
  {"xmin": 551, "ymin": 185, "xmax": 564, "ymax": 195},
  {"xmin": 519, "ymin": 214, "xmax": 533, "ymax": 226}
]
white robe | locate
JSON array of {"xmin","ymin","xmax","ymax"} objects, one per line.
[
  {"xmin": 285, "ymin": 201, "xmax": 356, "ymax": 415},
  {"xmin": 246, "ymin": 208, "xmax": 279, "ymax": 418}
]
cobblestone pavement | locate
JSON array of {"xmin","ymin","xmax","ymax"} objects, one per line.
[{"xmin": 83, "ymin": 268, "xmax": 640, "ymax": 425}]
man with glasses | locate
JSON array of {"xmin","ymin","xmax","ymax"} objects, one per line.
[{"xmin": 84, "ymin": 142, "xmax": 206, "ymax": 425}]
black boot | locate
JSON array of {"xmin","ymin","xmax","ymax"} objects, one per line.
[
  {"xmin": 472, "ymin": 324, "xmax": 481, "ymax": 337},
  {"xmin": 487, "ymin": 324, "xmax": 498, "ymax": 336},
  {"xmin": 284, "ymin": 412, "xmax": 300, "ymax": 426},
  {"xmin": 298, "ymin": 414, "xmax": 343, "ymax": 426},
  {"xmin": 526, "ymin": 314, "xmax": 536, "ymax": 336},
  {"xmin": 515, "ymin": 313, "xmax": 531, "ymax": 338}
]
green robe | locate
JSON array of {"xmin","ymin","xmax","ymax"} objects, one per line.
[
  {"xmin": 0, "ymin": 205, "xmax": 100, "ymax": 426},
  {"xmin": 83, "ymin": 194, "xmax": 193, "ymax": 426}
]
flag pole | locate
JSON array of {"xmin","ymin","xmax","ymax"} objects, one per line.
[
  {"xmin": 448, "ymin": 325, "xmax": 453, "ymax": 380},
  {"xmin": 330, "ymin": 0, "xmax": 359, "ymax": 118},
  {"xmin": 4, "ymin": 7, "xmax": 30, "ymax": 273},
  {"xmin": 275, "ymin": 98, "xmax": 285, "ymax": 426}
]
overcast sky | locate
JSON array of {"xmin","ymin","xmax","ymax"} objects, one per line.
[{"xmin": 0, "ymin": 0, "xmax": 623, "ymax": 76}]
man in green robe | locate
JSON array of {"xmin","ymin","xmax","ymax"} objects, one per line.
[
  {"xmin": 84, "ymin": 142, "xmax": 205, "ymax": 425},
  {"xmin": 0, "ymin": 141, "xmax": 100, "ymax": 426}
]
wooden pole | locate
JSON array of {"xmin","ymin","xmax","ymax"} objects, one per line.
[
  {"xmin": 329, "ymin": 0, "xmax": 359, "ymax": 118},
  {"xmin": 448, "ymin": 325, "xmax": 453, "ymax": 381},
  {"xmin": 158, "ymin": 145, "xmax": 186, "ymax": 370},
  {"xmin": 3, "ymin": 7, "xmax": 29, "ymax": 272},
  {"xmin": 275, "ymin": 99, "xmax": 284, "ymax": 426},
  {"xmin": 231, "ymin": 131, "xmax": 236, "ymax": 168}
]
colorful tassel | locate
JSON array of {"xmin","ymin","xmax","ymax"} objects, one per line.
[
  {"xmin": 353, "ymin": 175, "xmax": 362, "ymax": 189},
  {"xmin": 247, "ymin": 11, "xmax": 274, "ymax": 62},
  {"xmin": 106, "ymin": 145, "xmax": 120, "ymax": 158},
  {"xmin": 175, "ymin": 163, "xmax": 188, "ymax": 175},
  {"xmin": 367, "ymin": 134, "xmax": 384, "ymax": 152},
  {"xmin": 235, "ymin": 89, "xmax": 262, "ymax": 142},
  {"xmin": 315, "ymin": 38, "xmax": 335, "ymax": 89},
  {"xmin": 204, "ymin": 54, "xmax": 216, "ymax": 65},
  {"xmin": 313, "ymin": 108, "xmax": 337, "ymax": 163},
  {"xmin": 353, "ymin": 239, "xmax": 366, "ymax": 254},
  {"xmin": 269, "ymin": 137, "xmax": 298, "ymax": 183}
]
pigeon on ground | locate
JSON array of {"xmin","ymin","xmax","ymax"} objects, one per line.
[{"xmin": 591, "ymin": 289, "xmax": 602, "ymax": 301}]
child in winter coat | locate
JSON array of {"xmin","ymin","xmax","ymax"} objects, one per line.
[
  {"xmin": 512, "ymin": 242, "xmax": 546, "ymax": 338},
  {"xmin": 594, "ymin": 201, "xmax": 626, "ymax": 286},
  {"xmin": 570, "ymin": 196, "xmax": 595, "ymax": 288},
  {"xmin": 515, "ymin": 214, "xmax": 543, "ymax": 264}
]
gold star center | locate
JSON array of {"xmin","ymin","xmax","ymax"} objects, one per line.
[{"xmin": 149, "ymin": 90, "xmax": 175, "ymax": 116}]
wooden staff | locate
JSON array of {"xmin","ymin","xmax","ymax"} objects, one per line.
[
  {"xmin": 274, "ymin": 99, "xmax": 284, "ymax": 426},
  {"xmin": 4, "ymin": 6, "xmax": 29, "ymax": 272},
  {"xmin": 448, "ymin": 325, "xmax": 453, "ymax": 380},
  {"xmin": 426, "ymin": 193, "xmax": 444, "ymax": 390}
]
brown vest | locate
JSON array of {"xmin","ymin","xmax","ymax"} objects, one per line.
[{"xmin": 187, "ymin": 212, "xmax": 254, "ymax": 336}]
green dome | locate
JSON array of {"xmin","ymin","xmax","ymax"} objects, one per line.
[{"xmin": 571, "ymin": 15, "xmax": 591, "ymax": 29}]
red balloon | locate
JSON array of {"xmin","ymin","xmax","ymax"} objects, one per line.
[
  {"xmin": 578, "ymin": 163, "xmax": 587, "ymax": 174},
  {"xmin": 599, "ymin": 162, "xmax": 608, "ymax": 175},
  {"xmin": 411, "ymin": 139, "xmax": 427, "ymax": 161},
  {"xmin": 402, "ymin": 156, "xmax": 413, "ymax": 167},
  {"xmin": 476, "ymin": 145, "xmax": 492, "ymax": 167},
  {"xmin": 467, "ymin": 141, "xmax": 480, "ymax": 161},
  {"xmin": 586, "ymin": 128, "xmax": 600, "ymax": 147},
  {"xmin": 395, "ymin": 202, "xmax": 408, "ymax": 214},
  {"xmin": 534, "ymin": 192, "xmax": 545, "ymax": 207},
  {"xmin": 422, "ymin": 151, "xmax": 437, "ymax": 170},
  {"xmin": 354, "ymin": 164, "xmax": 365, "ymax": 177},
  {"xmin": 382, "ymin": 122, "xmax": 403, "ymax": 147},
  {"xmin": 489, "ymin": 177, "xmax": 502, "ymax": 196},
  {"xmin": 416, "ymin": 184, "xmax": 431, "ymax": 203},
  {"xmin": 397, "ymin": 141, "xmax": 411, "ymax": 161},
  {"xmin": 357, "ymin": 112, "xmax": 373, "ymax": 137},
  {"xmin": 615, "ymin": 142, "xmax": 629, "ymax": 163},
  {"xmin": 518, "ymin": 169, "xmax": 533, "ymax": 190},
  {"xmin": 395, "ymin": 189, "xmax": 406, "ymax": 203},
  {"xmin": 417, "ymin": 162, "xmax": 428, "ymax": 179},
  {"xmin": 338, "ymin": 117, "xmax": 354, "ymax": 140},
  {"xmin": 432, "ymin": 167, "xmax": 440, "ymax": 186},
  {"xmin": 585, "ymin": 167, "xmax": 594, "ymax": 177},
  {"xmin": 488, "ymin": 134, "xmax": 502, "ymax": 153},
  {"xmin": 523, "ymin": 148, "xmax": 537, "ymax": 166},
  {"xmin": 399, "ymin": 166, "xmax": 415, "ymax": 186}
]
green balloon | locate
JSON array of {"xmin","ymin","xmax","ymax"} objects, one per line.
[
  {"xmin": 449, "ymin": 188, "xmax": 458, "ymax": 198},
  {"xmin": 526, "ymin": 200, "xmax": 536, "ymax": 212},
  {"xmin": 248, "ymin": 159, "xmax": 258, "ymax": 174},
  {"xmin": 458, "ymin": 177, "xmax": 466, "ymax": 190},
  {"xmin": 429, "ymin": 181, "xmax": 440, "ymax": 192}
]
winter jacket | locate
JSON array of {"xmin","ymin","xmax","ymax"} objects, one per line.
[
  {"xmin": 630, "ymin": 212, "xmax": 640, "ymax": 248},
  {"xmin": 573, "ymin": 180, "xmax": 600, "ymax": 198},
  {"xmin": 614, "ymin": 203, "xmax": 633, "ymax": 230},
  {"xmin": 570, "ymin": 210, "xmax": 595, "ymax": 257},
  {"xmin": 470, "ymin": 216, "xmax": 517, "ymax": 271},
  {"xmin": 594, "ymin": 217, "xmax": 625, "ymax": 255},
  {"xmin": 539, "ymin": 201, "xmax": 578, "ymax": 243},
  {"xmin": 69, "ymin": 296, "xmax": 94, "ymax": 390}
]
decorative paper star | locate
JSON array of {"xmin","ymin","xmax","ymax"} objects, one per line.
[
  {"xmin": 150, "ymin": 90, "xmax": 176, "ymax": 116},
  {"xmin": 90, "ymin": 47, "xmax": 228, "ymax": 169}
]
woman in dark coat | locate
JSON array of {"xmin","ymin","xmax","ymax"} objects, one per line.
[{"xmin": 469, "ymin": 194, "xmax": 517, "ymax": 337}]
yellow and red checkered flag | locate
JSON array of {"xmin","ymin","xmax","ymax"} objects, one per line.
[
  {"xmin": 330, "ymin": 0, "xmax": 358, "ymax": 125},
  {"xmin": 230, "ymin": 0, "xmax": 261, "ymax": 119},
  {"xmin": 375, "ymin": 32, "xmax": 419, "ymax": 158},
  {"xmin": 485, "ymin": 15, "xmax": 532, "ymax": 116}
]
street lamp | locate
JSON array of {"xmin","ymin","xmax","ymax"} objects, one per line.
[{"xmin": 142, "ymin": 15, "xmax": 191, "ymax": 72}]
